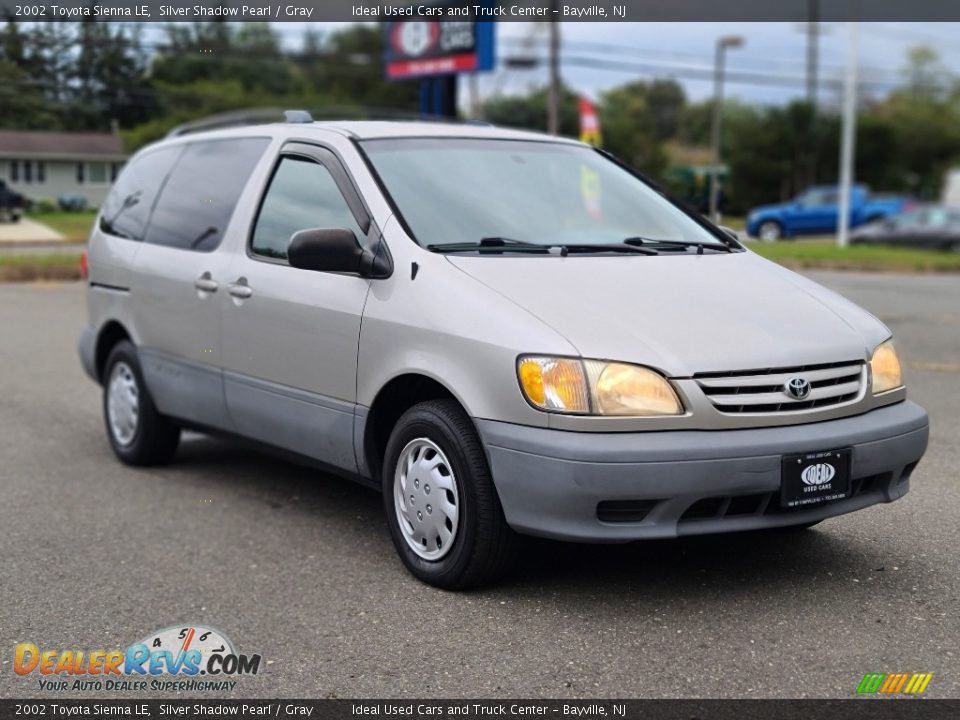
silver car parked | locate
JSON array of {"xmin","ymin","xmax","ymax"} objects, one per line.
[{"xmin": 79, "ymin": 114, "xmax": 929, "ymax": 588}]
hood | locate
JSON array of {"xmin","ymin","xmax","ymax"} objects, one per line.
[
  {"xmin": 447, "ymin": 251, "xmax": 890, "ymax": 376},
  {"xmin": 749, "ymin": 203, "xmax": 786, "ymax": 217}
]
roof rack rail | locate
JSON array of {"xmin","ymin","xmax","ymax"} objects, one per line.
[
  {"xmin": 166, "ymin": 108, "xmax": 295, "ymax": 138},
  {"xmin": 284, "ymin": 110, "xmax": 314, "ymax": 124},
  {"xmin": 164, "ymin": 107, "xmax": 495, "ymax": 139}
]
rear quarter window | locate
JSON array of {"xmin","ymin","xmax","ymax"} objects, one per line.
[
  {"xmin": 99, "ymin": 146, "xmax": 183, "ymax": 241},
  {"xmin": 143, "ymin": 137, "xmax": 269, "ymax": 252}
]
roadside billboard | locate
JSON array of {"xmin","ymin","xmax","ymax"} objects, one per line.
[{"xmin": 385, "ymin": 2, "xmax": 496, "ymax": 80}]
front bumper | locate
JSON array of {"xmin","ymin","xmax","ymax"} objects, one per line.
[{"xmin": 477, "ymin": 401, "xmax": 928, "ymax": 542}]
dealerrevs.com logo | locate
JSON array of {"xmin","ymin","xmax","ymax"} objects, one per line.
[
  {"xmin": 857, "ymin": 672, "xmax": 933, "ymax": 696},
  {"xmin": 14, "ymin": 625, "xmax": 261, "ymax": 693}
]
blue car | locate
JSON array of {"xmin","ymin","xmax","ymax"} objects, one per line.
[{"xmin": 747, "ymin": 185, "xmax": 912, "ymax": 241}]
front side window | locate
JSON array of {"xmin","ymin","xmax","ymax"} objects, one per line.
[
  {"xmin": 361, "ymin": 138, "xmax": 721, "ymax": 250},
  {"xmin": 144, "ymin": 137, "xmax": 269, "ymax": 252},
  {"xmin": 251, "ymin": 156, "xmax": 364, "ymax": 261},
  {"xmin": 100, "ymin": 145, "xmax": 183, "ymax": 242},
  {"xmin": 798, "ymin": 189, "xmax": 838, "ymax": 207}
]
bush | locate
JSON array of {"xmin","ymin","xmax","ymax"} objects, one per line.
[
  {"xmin": 57, "ymin": 194, "xmax": 88, "ymax": 212},
  {"xmin": 33, "ymin": 197, "xmax": 58, "ymax": 214}
]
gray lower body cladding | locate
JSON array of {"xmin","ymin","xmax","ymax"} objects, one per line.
[{"xmin": 477, "ymin": 401, "xmax": 929, "ymax": 542}]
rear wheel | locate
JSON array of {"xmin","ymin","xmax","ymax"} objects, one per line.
[
  {"xmin": 758, "ymin": 220, "xmax": 783, "ymax": 242},
  {"xmin": 103, "ymin": 340, "xmax": 180, "ymax": 466},
  {"xmin": 382, "ymin": 399, "xmax": 517, "ymax": 589}
]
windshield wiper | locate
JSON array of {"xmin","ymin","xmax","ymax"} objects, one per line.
[
  {"xmin": 427, "ymin": 237, "xmax": 550, "ymax": 254},
  {"xmin": 429, "ymin": 237, "xmax": 658, "ymax": 256},
  {"xmin": 555, "ymin": 243, "xmax": 657, "ymax": 256},
  {"xmin": 623, "ymin": 236, "xmax": 733, "ymax": 253}
]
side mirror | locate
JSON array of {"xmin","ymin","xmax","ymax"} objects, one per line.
[{"xmin": 288, "ymin": 228, "xmax": 365, "ymax": 274}]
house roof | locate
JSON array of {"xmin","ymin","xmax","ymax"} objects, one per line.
[{"xmin": 0, "ymin": 130, "xmax": 126, "ymax": 159}]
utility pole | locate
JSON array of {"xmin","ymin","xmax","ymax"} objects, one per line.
[
  {"xmin": 837, "ymin": 20, "xmax": 859, "ymax": 249},
  {"xmin": 804, "ymin": 0, "xmax": 821, "ymax": 107},
  {"xmin": 547, "ymin": 10, "xmax": 560, "ymax": 135},
  {"xmin": 709, "ymin": 35, "xmax": 743, "ymax": 223}
]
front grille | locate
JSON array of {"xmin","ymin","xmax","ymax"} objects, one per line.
[
  {"xmin": 695, "ymin": 360, "xmax": 865, "ymax": 414},
  {"xmin": 678, "ymin": 473, "xmax": 887, "ymax": 523},
  {"xmin": 597, "ymin": 500, "xmax": 660, "ymax": 523}
]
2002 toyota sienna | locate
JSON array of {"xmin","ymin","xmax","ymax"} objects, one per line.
[{"xmin": 78, "ymin": 113, "xmax": 929, "ymax": 589}]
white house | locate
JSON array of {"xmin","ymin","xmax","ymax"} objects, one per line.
[{"xmin": 0, "ymin": 130, "xmax": 128, "ymax": 208}]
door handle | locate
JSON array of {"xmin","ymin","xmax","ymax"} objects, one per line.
[
  {"xmin": 194, "ymin": 273, "xmax": 218, "ymax": 293},
  {"xmin": 226, "ymin": 279, "xmax": 253, "ymax": 300}
]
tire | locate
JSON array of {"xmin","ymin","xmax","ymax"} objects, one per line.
[
  {"xmin": 102, "ymin": 340, "xmax": 180, "ymax": 466},
  {"xmin": 757, "ymin": 220, "xmax": 783, "ymax": 242},
  {"xmin": 382, "ymin": 399, "xmax": 517, "ymax": 589}
]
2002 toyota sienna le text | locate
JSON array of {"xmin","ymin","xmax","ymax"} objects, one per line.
[{"xmin": 78, "ymin": 116, "xmax": 929, "ymax": 589}]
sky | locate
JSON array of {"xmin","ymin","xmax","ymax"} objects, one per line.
[
  {"xmin": 484, "ymin": 22, "xmax": 960, "ymax": 107},
  {"xmin": 132, "ymin": 21, "xmax": 960, "ymax": 108}
]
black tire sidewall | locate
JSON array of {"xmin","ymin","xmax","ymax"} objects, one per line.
[
  {"xmin": 102, "ymin": 340, "xmax": 177, "ymax": 465},
  {"xmin": 382, "ymin": 403, "xmax": 489, "ymax": 588}
]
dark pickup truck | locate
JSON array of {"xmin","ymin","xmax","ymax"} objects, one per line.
[{"xmin": 0, "ymin": 180, "xmax": 24, "ymax": 222}]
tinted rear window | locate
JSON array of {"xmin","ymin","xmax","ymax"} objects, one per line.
[
  {"xmin": 144, "ymin": 138, "xmax": 269, "ymax": 252},
  {"xmin": 99, "ymin": 146, "xmax": 182, "ymax": 241}
]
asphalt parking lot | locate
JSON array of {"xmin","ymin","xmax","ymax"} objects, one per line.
[{"xmin": 0, "ymin": 272, "xmax": 957, "ymax": 699}]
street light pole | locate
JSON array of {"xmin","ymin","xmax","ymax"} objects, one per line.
[{"xmin": 709, "ymin": 35, "xmax": 743, "ymax": 223}]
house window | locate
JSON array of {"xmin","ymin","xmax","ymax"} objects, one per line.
[
  {"xmin": 10, "ymin": 161, "xmax": 18, "ymax": 182},
  {"xmin": 23, "ymin": 161, "xmax": 32, "ymax": 183},
  {"xmin": 110, "ymin": 163, "xmax": 120, "ymax": 182},
  {"xmin": 88, "ymin": 162, "xmax": 107, "ymax": 185},
  {"xmin": 77, "ymin": 162, "xmax": 84, "ymax": 183},
  {"xmin": 37, "ymin": 161, "xmax": 45, "ymax": 183}
]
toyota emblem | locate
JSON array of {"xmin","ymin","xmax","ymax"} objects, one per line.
[{"xmin": 785, "ymin": 377, "xmax": 812, "ymax": 400}]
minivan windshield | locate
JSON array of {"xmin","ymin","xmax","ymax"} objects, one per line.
[{"xmin": 361, "ymin": 138, "xmax": 726, "ymax": 251}]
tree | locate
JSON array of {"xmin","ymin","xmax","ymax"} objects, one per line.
[
  {"xmin": 598, "ymin": 83, "xmax": 667, "ymax": 177},
  {"xmin": 483, "ymin": 85, "xmax": 580, "ymax": 136}
]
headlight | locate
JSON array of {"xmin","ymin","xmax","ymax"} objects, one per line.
[
  {"xmin": 870, "ymin": 340, "xmax": 903, "ymax": 395},
  {"xmin": 517, "ymin": 356, "xmax": 683, "ymax": 416}
]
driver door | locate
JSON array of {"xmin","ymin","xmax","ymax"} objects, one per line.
[{"xmin": 218, "ymin": 144, "xmax": 375, "ymax": 473}]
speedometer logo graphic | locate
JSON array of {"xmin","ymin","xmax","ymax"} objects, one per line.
[{"xmin": 137, "ymin": 625, "xmax": 234, "ymax": 670}]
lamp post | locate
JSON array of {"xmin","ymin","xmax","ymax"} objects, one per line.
[{"xmin": 709, "ymin": 34, "xmax": 744, "ymax": 223}]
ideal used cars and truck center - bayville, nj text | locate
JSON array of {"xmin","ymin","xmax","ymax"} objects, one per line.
[{"xmin": 23, "ymin": 3, "xmax": 617, "ymax": 19}]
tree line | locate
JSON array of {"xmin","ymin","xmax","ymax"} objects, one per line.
[
  {"xmin": 484, "ymin": 46, "xmax": 960, "ymax": 212},
  {"xmin": 2, "ymin": 19, "xmax": 958, "ymax": 212}
]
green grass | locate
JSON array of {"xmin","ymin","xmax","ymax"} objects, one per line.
[
  {"xmin": 0, "ymin": 253, "xmax": 82, "ymax": 267},
  {"xmin": 26, "ymin": 211, "xmax": 97, "ymax": 242},
  {"xmin": 749, "ymin": 239, "xmax": 960, "ymax": 273},
  {"xmin": 718, "ymin": 215, "xmax": 746, "ymax": 231},
  {"xmin": 0, "ymin": 253, "xmax": 83, "ymax": 281}
]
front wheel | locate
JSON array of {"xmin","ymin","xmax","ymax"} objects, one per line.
[
  {"xmin": 382, "ymin": 399, "xmax": 517, "ymax": 589},
  {"xmin": 757, "ymin": 220, "xmax": 783, "ymax": 242},
  {"xmin": 103, "ymin": 340, "xmax": 180, "ymax": 465}
]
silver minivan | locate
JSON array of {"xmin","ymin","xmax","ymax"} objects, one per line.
[{"xmin": 79, "ymin": 115, "xmax": 929, "ymax": 588}]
